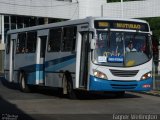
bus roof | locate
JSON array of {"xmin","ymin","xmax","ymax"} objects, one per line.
[{"xmin": 7, "ymin": 17, "xmax": 149, "ymax": 34}]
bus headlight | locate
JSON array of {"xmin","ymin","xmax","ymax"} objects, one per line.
[
  {"xmin": 93, "ymin": 70, "xmax": 108, "ymax": 79},
  {"xmin": 140, "ymin": 72, "xmax": 152, "ymax": 80}
]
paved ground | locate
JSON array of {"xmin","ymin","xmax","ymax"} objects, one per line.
[{"xmin": 0, "ymin": 77, "xmax": 160, "ymax": 120}]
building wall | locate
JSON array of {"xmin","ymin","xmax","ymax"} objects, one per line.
[
  {"xmin": 78, "ymin": 0, "xmax": 160, "ymax": 19},
  {"xmin": 103, "ymin": 0, "xmax": 160, "ymax": 18},
  {"xmin": 77, "ymin": 0, "xmax": 106, "ymax": 18},
  {"xmin": 1, "ymin": 0, "xmax": 160, "ymax": 20},
  {"xmin": 0, "ymin": 0, "xmax": 78, "ymax": 19}
]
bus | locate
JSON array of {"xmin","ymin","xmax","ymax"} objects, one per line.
[{"xmin": 4, "ymin": 17, "xmax": 153, "ymax": 99}]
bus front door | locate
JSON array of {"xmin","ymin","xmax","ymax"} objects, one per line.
[{"xmin": 79, "ymin": 32, "xmax": 89, "ymax": 88}]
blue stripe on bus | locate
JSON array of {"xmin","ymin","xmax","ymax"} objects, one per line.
[
  {"xmin": 24, "ymin": 55, "xmax": 76, "ymax": 84},
  {"xmin": 20, "ymin": 55, "xmax": 76, "ymax": 72},
  {"xmin": 27, "ymin": 71, "xmax": 44, "ymax": 84},
  {"xmin": 45, "ymin": 54, "xmax": 76, "ymax": 68},
  {"xmin": 27, "ymin": 72, "xmax": 37, "ymax": 84},
  {"xmin": 46, "ymin": 58, "xmax": 76, "ymax": 72}
]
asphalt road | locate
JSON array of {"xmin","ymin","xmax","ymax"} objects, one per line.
[{"xmin": 0, "ymin": 77, "xmax": 160, "ymax": 120}]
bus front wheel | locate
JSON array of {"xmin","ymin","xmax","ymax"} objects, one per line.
[
  {"xmin": 64, "ymin": 74, "xmax": 77, "ymax": 99},
  {"xmin": 19, "ymin": 73, "xmax": 31, "ymax": 93}
]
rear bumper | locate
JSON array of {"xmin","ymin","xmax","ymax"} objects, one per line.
[{"xmin": 89, "ymin": 75, "xmax": 152, "ymax": 91}]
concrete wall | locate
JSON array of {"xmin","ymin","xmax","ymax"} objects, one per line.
[
  {"xmin": 77, "ymin": 0, "xmax": 106, "ymax": 18},
  {"xmin": 1, "ymin": 0, "xmax": 160, "ymax": 20},
  {"xmin": 0, "ymin": 0, "xmax": 78, "ymax": 19},
  {"xmin": 103, "ymin": 0, "xmax": 160, "ymax": 18},
  {"xmin": 78, "ymin": 0, "xmax": 160, "ymax": 19}
]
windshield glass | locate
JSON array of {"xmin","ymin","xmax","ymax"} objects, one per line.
[{"xmin": 93, "ymin": 31, "xmax": 152, "ymax": 67}]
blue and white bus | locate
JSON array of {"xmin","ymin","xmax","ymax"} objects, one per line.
[{"xmin": 4, "ymin": 17, "xmax": 153, "ymax": 99}]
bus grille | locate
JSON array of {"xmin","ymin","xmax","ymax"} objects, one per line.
[
  {"xmin": 110, "ymin": 69, "xmax": 139, "ymax": 77},
  {"xmin": 111, "ymin": 83, "xmax": 137, "ymax": 89}
]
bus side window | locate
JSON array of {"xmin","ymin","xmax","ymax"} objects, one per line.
[
  {"xmin": 62, "ymin": 26, "xmax": 77, "ymax": 52},
  {"xmin": 48, "ymin": 28, "xmax": 62, "ymax": 52},
  {"xmin": 6, "ymin": 35, "xmax": 10, "ymax": 54},
  {"xmin": 26, "ymin": 31, "xmax": 37, "ymax": 53},
  {"xmin": 17, "ymin": 32, "xmax": 26, "ymax": 54}
]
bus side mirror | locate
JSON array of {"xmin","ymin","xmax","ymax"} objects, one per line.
[{"xmin": 91, "ymin": 39, "xmax": 96, "ymax": 50}]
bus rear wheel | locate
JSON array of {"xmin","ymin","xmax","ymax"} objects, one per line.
[{"xmin": 19, "ymin": 73, "xmax": 31, "ymax": 93}]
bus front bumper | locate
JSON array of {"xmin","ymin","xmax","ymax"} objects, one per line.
[{"xmin": 89, "ymin": 75, "xmax": 152, "ymax": 91}]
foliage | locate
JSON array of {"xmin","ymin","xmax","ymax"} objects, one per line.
[{"xmin": 141, "ymin": 17, "xmax": 160, "ymax": 42}]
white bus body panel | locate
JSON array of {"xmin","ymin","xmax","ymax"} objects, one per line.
[{"xmin": 90, "ymin": 59, "xmax": 152, "ymax": 81}]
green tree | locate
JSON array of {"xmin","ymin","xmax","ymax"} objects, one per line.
[{"xmin": 142, "ymin": 17, "xmax": 160, "ymax": 42}]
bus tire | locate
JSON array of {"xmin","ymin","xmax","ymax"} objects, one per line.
[
  {"xmin": 65, "ymin": 74, "xmax": 77, "ymax": 99},
  {"xmin": 19, "ymin": 73, "xmax": 31, "ymax": 93}
]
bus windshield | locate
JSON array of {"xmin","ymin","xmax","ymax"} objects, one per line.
[{"xmin": 93, "ymin": 31, "xmax": 152, "ymax": 67}]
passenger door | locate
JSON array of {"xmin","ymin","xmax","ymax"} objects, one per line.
[
  {"xmin": 40, "ymin": 36, "xmax": 47, "ymax": 83},
  {"xmin": 79, "ymin": 32, "xmax": 89, "ymax": 88},
  {"xmin": 37, "ymin": 30, "xmax": 48, "ymax": 85}
]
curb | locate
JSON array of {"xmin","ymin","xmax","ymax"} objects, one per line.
[{"xmin": 138, "ymin": 91, "xmax": 160, "ymax": 97}]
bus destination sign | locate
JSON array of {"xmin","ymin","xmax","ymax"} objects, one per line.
[
  {"xmin": 94, "ymin": 20, "xmax": 149, "ymax": 32},
  {"xmin": 115, "ymin": 23, "xmax": 141, "ymax": 30},
  {"xmin": 98, "ymin": 22, "xmax": 109, "ymax": 28}
]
